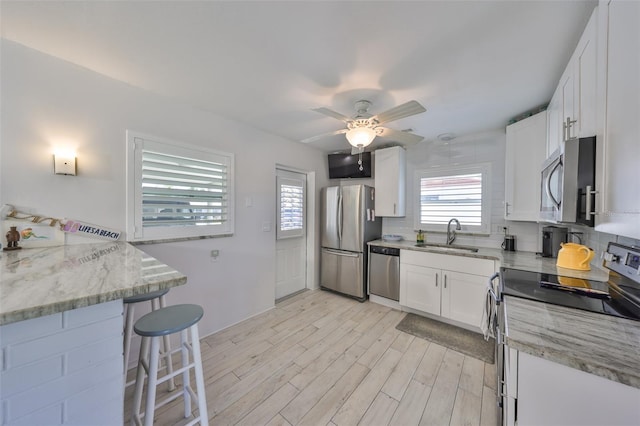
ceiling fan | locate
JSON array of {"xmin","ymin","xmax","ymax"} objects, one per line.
[{"xmin": 302, "ymin": 99, "xmax": 427, "ymax": 150}]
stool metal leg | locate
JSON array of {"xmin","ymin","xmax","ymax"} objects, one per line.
[
  {"xmin": 143, "ymin": 337, "xmax": 161, "ymax": 426},
  {"xmin": 190, "ymin": 323, "xmax": 209, "ymax": 426},
  {"xmin": 131, "ymin": 336, "xmax": 150, "ymax": 426}
]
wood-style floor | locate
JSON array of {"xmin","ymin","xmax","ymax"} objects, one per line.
[{"xmin": 124, "ymin": 289, "xmax": 498, "ymax": 426}]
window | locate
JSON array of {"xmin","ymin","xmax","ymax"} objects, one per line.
[
  {"xmin": 126, "ymin": 131, "xmax": 234, "ymax": 241},
  {"xmin": 414, "ymin": 164, "xmax": 491, "ymax": 234},
  {"xmin": 276, "ymin": 170, "xmax": 306, "ymax": 239}
]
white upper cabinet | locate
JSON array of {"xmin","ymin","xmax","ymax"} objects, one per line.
[
  {"xmin": 374, "ymin": 146, "xmax": 406, "ymax": 217},
  {"xmin": 505, "ymin": 112, "xmax": 547, "ymax": 221},
  {"xmin": 595, "ymin": 0, "xmax": 640, "ymax": 239},
  {"xmin": 546, "ymin": 8, "xmax": 598, "ymax": 156}
]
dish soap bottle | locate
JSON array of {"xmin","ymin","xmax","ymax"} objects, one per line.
[{"xmin": 417, "ymin": 229, "xmax": 425, "ymax": 244}]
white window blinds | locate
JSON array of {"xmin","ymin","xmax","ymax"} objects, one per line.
[
  {"xmin": 141, "ymin": 150, "xmax": 228, "ymax": 227},
  {"xmin": 419, "ymin": 173, "xmax": 482, "ymax": 225},
  {"xmin": 127, "ymin": 132, "xmax": 234, "ymax": 241},
  {"xmin": 414, "ymin": 163, "xmax": 491, "ymax": 234},
  {"xmin": 276, "ymin": 172, "xmax": 306, "ymax": 240}
]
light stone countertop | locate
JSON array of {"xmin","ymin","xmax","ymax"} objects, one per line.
[
  {"xmin": 0, "ymin": 242, "xmax": 187, "ymax": 325},
  {"xmin": 504, "ymin": 295, "xmax": 640, "ymax": 389},
  {"xmin": 368, "ymin": 238, "xmax": 640, "ymax": 387},
  {"xmin": 368, "ymin": 239, "xmax": 610, "ymax": 281}
]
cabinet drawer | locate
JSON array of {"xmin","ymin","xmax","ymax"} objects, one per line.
[{"xmin": 400, "ymin": 249, "xmax": 495, "ymax": 276}]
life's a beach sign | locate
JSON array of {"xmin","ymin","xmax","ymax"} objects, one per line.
[{"xmin": 63, "ymin": 219, "xmax": 121, "ymax": 241}]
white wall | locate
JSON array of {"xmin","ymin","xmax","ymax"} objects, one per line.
[{"xmin": 0, "ymin": 40, "xmax": 329, "ymax": 339}]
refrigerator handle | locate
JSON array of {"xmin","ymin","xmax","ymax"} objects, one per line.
[
  {"xmin": 338, "ymin": 194, "xmax": 343, "ymax": 242},
  {"xmin": 323, "ymin": 248, "xmax": 360, "ymax": 257}
]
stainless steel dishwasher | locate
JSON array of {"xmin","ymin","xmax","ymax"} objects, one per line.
[{"xmin": 368, "ymin": 245, "xmax": 400, "ymax": 301}]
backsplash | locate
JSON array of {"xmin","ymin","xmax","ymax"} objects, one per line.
[{"xmin": 379, "ymin": 128, "xmax": 640, "ymax": 264}]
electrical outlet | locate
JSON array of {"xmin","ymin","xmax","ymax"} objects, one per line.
[{"xmin": 210, "ymin": 249, "xmax": 220, "ymax": 260}]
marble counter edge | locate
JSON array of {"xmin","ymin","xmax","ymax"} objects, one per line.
[
  {"xmin": 0, "ymin": 276, "xmax": 187, "ymax": 326},
  {"xmin": 503, "ymin": 296, "xmax": 640, "ymax": 390}
]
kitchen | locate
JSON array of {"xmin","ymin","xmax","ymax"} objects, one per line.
[{"xmin": 1, "ymin": 1, "xmax": 639, "ymax": 425}]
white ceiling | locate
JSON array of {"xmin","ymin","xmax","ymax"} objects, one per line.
[{"xmin": 1, "ymin": 0, "xmax": 597, "ymax": 152}]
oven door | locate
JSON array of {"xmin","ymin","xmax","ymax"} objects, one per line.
[{"xmin": 540, "ymin": 149, "xmax": 564, "ymax": 222}]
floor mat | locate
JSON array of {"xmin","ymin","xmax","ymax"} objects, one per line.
[{"xmin": 396, "ymin": 313, "xmax": 495, "ymax": 364}]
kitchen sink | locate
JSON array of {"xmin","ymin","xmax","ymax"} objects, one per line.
[{"xmin": 414, "ymin": 243, "xmax": 479, "ymax": 253}]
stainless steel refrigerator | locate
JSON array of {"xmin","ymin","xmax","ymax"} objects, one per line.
[{"xmin": 320, "ymin": 185, "xmax": 382, "ymax": 301}]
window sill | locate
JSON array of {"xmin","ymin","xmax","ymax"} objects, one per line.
[{"xmin": 130, "ymin": 233, "xmax": 234, "ymax": 245}]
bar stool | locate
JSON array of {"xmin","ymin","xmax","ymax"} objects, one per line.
[
  {"xmin": 131, "ymin": 304, "xmax": 208, "ymax": 426},
  {"xmin": 123, "ymin": 289, "xmax": 175, "ymax": 391}
]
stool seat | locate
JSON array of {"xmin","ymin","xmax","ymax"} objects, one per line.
[
  {"xmin": 124, "ymin": 288, "xmax": 170, "ymax": 304},
  {"xmin": 134, "ymin": 304, "xmax": 204, "ymax": 337}
]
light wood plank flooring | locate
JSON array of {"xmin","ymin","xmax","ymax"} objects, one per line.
[{"xmin": 124, "ymin": 289, "xmax": 498, "ymax": 425}]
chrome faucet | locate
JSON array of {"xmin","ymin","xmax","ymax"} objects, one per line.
[{"xmin": 447, "ymin": 218, "xmax": 461, "ymax": 245}]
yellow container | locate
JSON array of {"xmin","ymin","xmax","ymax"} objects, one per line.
[{"xmin": 556, "ymin": 243, "xmax": 595, "ymax": 271}]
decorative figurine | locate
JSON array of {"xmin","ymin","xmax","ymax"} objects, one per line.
[{"xmin": 4, "ymin": 226, "xmax": 22, "ymax": 250}]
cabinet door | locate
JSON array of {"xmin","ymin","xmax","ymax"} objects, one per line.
[
  {"xmin": 546, "ymin": 87, "xmax": 563, "ymax": 156},
  {"xmin": 574, "ymin": 10, "xmax": 597, "ymax": 138},
  {"xmin": 560, "ymin": 69, "xmax": 575, "ymax": 144},
  {"xmin": 400, "ymin": 264, "xmax": 440, "ymax": 315},
  {"xmin": 374, "ymin": 146, "xmax": 406, "ymax": 217},
  {"xmin": 505, "ymin": 112, "xmax": 547, "ymax": 221},
  {"xmin": 517, "ymin": 351, "xmax": 640, "ymax": 425},
  {"xmin": 595, "ymin": 0, "xmax": 640, "ymax": 239},
  {"xmin": 441, "ymin": 270, "xmax": 487, "ymax": 329}
]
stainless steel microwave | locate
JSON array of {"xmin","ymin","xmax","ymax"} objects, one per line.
[{"xmin": 540, "ymin": 136, "xmax": 596, "ymax": 226}]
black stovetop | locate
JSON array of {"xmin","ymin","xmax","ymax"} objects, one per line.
[{"xmin": 500, "ymin": 267, "xmax": 640, "ymax": 322}]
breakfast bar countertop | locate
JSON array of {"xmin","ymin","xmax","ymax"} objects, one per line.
[{"xmin": 0, "ymin": 242, "xmax": 187, "ymax": 325}]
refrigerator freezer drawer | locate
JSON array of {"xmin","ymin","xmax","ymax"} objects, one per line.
[{"xmin": 320, "ymin": 248, "xmax": 364, "ymax": 300}]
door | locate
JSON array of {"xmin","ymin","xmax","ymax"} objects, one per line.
[
  {"xmin": 441, "ymin": 270, "xmax": 487, "ymax": 330},
  {"xmin": 400, "ymin": 264, "xmax": 440, "ymax": 315},
  {"xmin": 321, "ymin": 186, "xmax": 340, "ymax": 249},
  {"xmin": 275, "ymin": 169, "xmax": 307, "ymax": 299},
  {"xmin": 339, "ymin": 185, "xmax": 363, "ymax": 253},
  {"xmin": 320, "ymin": 248, "xmax": 364, "ymax": 298}
]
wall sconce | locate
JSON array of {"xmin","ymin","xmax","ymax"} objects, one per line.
[{"xmin": 53, "ymin": 152, "xmax": 77, "ymax": 175}]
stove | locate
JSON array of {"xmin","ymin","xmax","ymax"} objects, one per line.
[{"xmin": 499, "ymin": 242, "xmax": 640, "ymax": 322}]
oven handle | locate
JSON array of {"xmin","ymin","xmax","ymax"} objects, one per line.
[{"xmin": 487, "ymin": 272, "xmax": 501, "ymax": 306}]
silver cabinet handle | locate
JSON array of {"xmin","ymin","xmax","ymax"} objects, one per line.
[
  {"xmin": 444, "ymin": 274, "xmax": 447, "ymax": 289},
  {"xmin": 585, "ymin": 185, "xmax": 598, "ymax": 221},
  {"xmin": 563, "ymin": 116, "xmax": 577, "ymax": 141},
  {"xmin": 393, "ymin": 203, "xmax": 396, "ymax": 215},
  {"xmin": 435, "ymin": 273, "xmax": 439, "ymax": 287},
  {"xmin": 505, "ymin": 202, "xmax": 510, "ymax": 217}
]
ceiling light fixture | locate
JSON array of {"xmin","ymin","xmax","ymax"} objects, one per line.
[{"xmin": 345, "ymin": 127, "xmax": 376, "ymax": 148}]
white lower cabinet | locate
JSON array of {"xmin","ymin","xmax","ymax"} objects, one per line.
[
  {"xmin": 399, "ymin": 250, "xmax": 494, "ymax": 330},
  {"xmin": 505, "ymin": 349, "xmax": 640, "ymax": 426}
]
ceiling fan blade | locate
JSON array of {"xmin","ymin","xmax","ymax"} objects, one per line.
[
  {"xmin": 372, "ymin": 100, "xmax": 426, "ymax": 124},
  {"xmin": 301, "ymin": 128, "xmax": 348, "ymax": 144},
  {"xmin": 312, "ymin": 107, "xmax": 353, "ymax": 123},
  {"xmin": 377, "ymin": 127, "xmax": 424, "ymax": 144}
]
